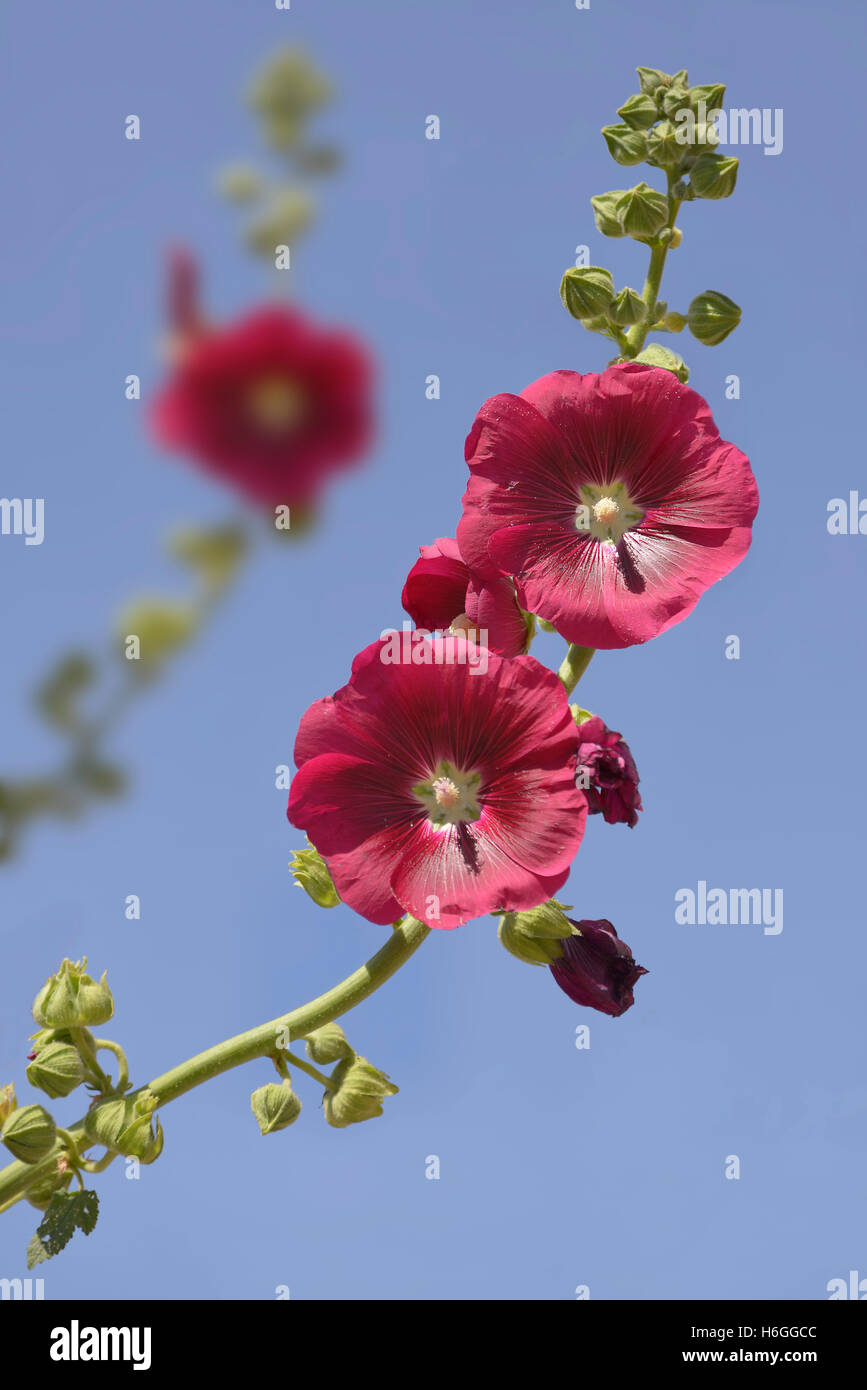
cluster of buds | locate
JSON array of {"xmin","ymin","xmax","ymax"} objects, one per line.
[
  {"xmin": 559, "ymin": 66, "xmax": 742, "ymax": 375},
  {"xmin": 251, "ymin": 1019, "xmax": 398, "ymax": 1136}
]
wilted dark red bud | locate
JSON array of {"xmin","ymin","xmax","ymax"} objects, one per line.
[
  {"xmin": 549, "ymin": 919, "xmax": 647, "ymax": 1017},
  {"xmin": 574, "ymin": 714, "xmax": 642, "ymax": 827}
]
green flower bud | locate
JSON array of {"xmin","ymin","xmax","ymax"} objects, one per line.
[
  {"xmin": 323, "ymin": 1056, "xmax": 398, "ymax": 1129},
  {"xmin": 645, "ymin": 120, "xmax": 685, "ymax": 170},
  {"xmin": 84, "ymin": 1095, "xmax": 163, "ymax": 1161},
  {"xmin": 616, "ymin": 93, "xmax": 658, "ymax": 130},
  {"xmin": 251, "ymin": 1081, "xmax": 302, "ymax": 1135},
  {"xmin": 580, "ymin": 314, "xmax": 610, "ymax": 333},
  {"xmin": 117, "ymin": 1113, "xmax": 165, "ymax": 1164},
  {"xmin": 0, "ymin": 1083, "xmax": 16, "ymax": 1125},
  {"xmin": 688, "ymin": 83, "xmax": 726, "ymax": 113},
  {"xmin": 117, "ymin": 599, "xmax": 197, "ymax": 668},
  {"xmin": 25, "ymin": 1164, "xmax": 70, "ymax": 1212},
  {"xmin": 689, "ymin": 122, "xmax": 721, "ymax": 153},
  {"xmin": 690, "ymin": 153, "xmax": 739, "ymax": 200},
  {"xmin": 601, "ymin": 124, "xmax": 647, "ymax": 167},
  {"xmin": 633, "ymin": 343, "xmax": 689, "ymax": 384},
  {"xmin": 659, "ymin": 227, "xmax": 683, "ymax": 248},
  {"xmin": 33, "ymin": 958, "xmax": 114, "ymax": 1030},
  {"xmin": 636, "ymin": 67, "xmax": 670, "ymax": 97},
  {"xmin": 615, "ymin": 183, "xmax": 669, "ymax": 239},
  {"xmin": 1, "ymin": 1104, "xmax": 57, "ymax": 1164},
  {"xmin": 216, "ymin": 164, "xmax": 263, "ymax": 203},
  {"xmin": 26, "ymin": 1040, "xmax": 86, "ymax": 1100},
  {"xmin": 590, "ymin": 191, "xmax": 627, "ymax": 238},
  {"xmin": 290, "ymin": 842, "xmax": 340, "ymax": 908},
  {"xmin": 687, "ymin": 290, "xmax": 742, "ymax": 346},
  {"xmin": 661, "ymin": 85, "xmax": 690, "ymax": 119},
  {"xmin": 560, "ymin": 266, "xmax": 615, "ymax": 321},
  {"xmin": 304, "ymin": 1023, "xmax": 352, "ymax": 1064},
  {"xmin": 662, "ymin": 310, "xmax": 687, "ymax": 332},
  {"xmin": 607, "ymin": 287, "xmax": 647, "ymax": 327},
  {"xmin": 497, "ymin": 900, "xmax": 575, "ymax": 967}
]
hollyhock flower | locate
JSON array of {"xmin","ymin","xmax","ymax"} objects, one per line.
[
  {"xmin": 574, "ymin": 714, "xmax": 642, "ymax": 827},
  {"xmin": 150, "ymin": 250, "xmax": 373, "ymax": 507},
  {"xmin": 401, "ymin": 536, "xmax": 529, "ymax": 657},
  {"xmin": 549, "ymin": 919, "xmax": 647, "ymax": 1017},
  {"xmin": 287, "ymin": 637, "xmax": 588, "ymax": 928},
  {"xmin": 458, "ymin": 362, "xmax": 758, "ymax": 649}
]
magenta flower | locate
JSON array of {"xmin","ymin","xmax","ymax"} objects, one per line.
[
  {"xmin": 287, "ymin": 637, "xmax": 588, "ymax": 929},
  {"xmin": 458, "ymin": 363, "xmax": 759, "ymax": 649},
  {"xmin": 550, "ymin": 919, "xmax": 647, "ymax": 1016},
  {"xmin": 575, "ymin": 715, "xmax": 642, "ymax": 827},
  {"xmin": 401, "ymin": 536, "xmax": 529, "ymax": 657}
]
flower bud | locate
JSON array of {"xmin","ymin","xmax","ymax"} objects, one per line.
[
  {"xmin": 560, "ymin": 266, "xmax": 615, "ymax": 321},
  {"xmin": 590, "ymin": 191, "xmax": 627, "ymax": 238},
  {"xmin": 323, "ymin": 1056, "xmax": 398, "ymax": 1129},
  {"xmin": 549, "ymin": 920, "xmax": 647, "ymax": 1017},
  {"xmin": 615, "ymin": 183, "xmax": 669, "ymax": 239},
  {"xmin": 25, "ymin": 1163, "xmax": 69, "ymax": 1212},
  {"xmin": 661, "ymin": 85, "xmax": 690, "ymax": 119},
  {"xmin": 688, "ymin": 83, "xmax": 726, "ymax": 113},
  {"xmin": 32, "ymin": 958, "xmax": 114, "ymax": 1030},
  {"xmin": 251, "ymin": 1081, "xmax": 302, "ymax": 1135},
  {"xmin": 290, "ymin": 842, "xmax": 340, "ymax": 908},
  {"xmin": 1, "ymin": 1103, "xmax": 57, "ymax": 1164},
  {"xmin": 615, "ymin": 93, "xmax": 658, "ymax": 130},
  {"xmin": 600, "ymin": 124, "xmax": 647, "ymax": 167},
  {"xmin": 0, "ymin": 1083, "xmax": 16, "ymax": 1125},
  {"xmin": 661, "ymin": 309, "xmax": 687, "ymax": 331},
  {"xmin": 645, "ymin": 120, "xmax": 685, "ymax": 170},
  {"xmin": 633, "ymin": 343, "xmax": 689, "ymax": 383},
  {"xmin": 635, "ymin": 66, "xmax": 669, "ymax": 97},
  {"xmin": 687, "ymin": 290, "xmax": 742, "ymax": 346},
  {"xmin": 26, "ymin": 1039, "xmax": 86, "ymax": 1100},
  {"xmin": 690, "ymin": 153, "xmax": 739, "ymax": 200},
  {"xmin": 84, "ymin": 1095, "xmax": 163, "ymax": 1161},
  {"xmin": 659, "ymin": 227, "xmax": 683, "ymax": 249},
  {"xmin": 607, "ymin": 287, "xmax": 647, "ymax": 327},
  {"xmin": 497, "ymin": 900, "xmax": 575, "ymax": 967},
  {"xmin": 304, "ymin": 1023, "xmax": 352, "ymax": 1064}
]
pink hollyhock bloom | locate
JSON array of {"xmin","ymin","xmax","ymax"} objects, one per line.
[
  {"xmin": 150, "ymin": 250, "xmax": 373, "ymax": 507},
  {"xmin": 401, "ymin": 536, "xmax": 529, "ymax": 657},
  {"xmin": 458, "ymin": 363, "xmax": 758, "ymax": 649},
  {"xmin": 550, "ymin": 919, "xmax": 647, "ymax": 1017},
  {"xmin": 287, "ymin": 637, "xmax": 588, "ymax": 929},
  {"xmin": 575, "ymin": 714, "xmax": 642, "ymax": 827}
]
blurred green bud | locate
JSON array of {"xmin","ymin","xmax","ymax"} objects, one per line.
[
  {"xmin": 168, "ymin": 525, "xmax": 247, "ymax": 591},
  {"xmin": 560, "ymin": 266, "xmax": 615, "ymax": 321},
  {"xmin": 615, "ymin": 183, "xmax": 669, "ymax": 239},
  {"xmin": 290, "ymin": 842, "xmax": 340, "ymax": 908},
  {"xmin": 251, "ymin": 1081, "xmax": 302, "ymax": 1135},
  {"xmin": 601, "ymin": 124, "xmax": 647, "ymax": 166},
  {"xmin": 33, "ymin": 958, "xmax": 114, "ymax": 1030},
  {"xmin": 217, "ymin": 164, "xmax": 264, "ymax": 203},
  {"xmin": 688, "ymin": 83, "xmax": 726, "ymax": 113},
  {"xmin": 661, "ymin": 85, "xmax": 690, "ymax": 119},
  {"xmin": 498, "ymin": 900, "xmax": 575, "ymax": 967},
  {"xmin": 246, "ymin": 189, "xmax": 315, "ymax": 257},
  {"xmin": 323, "ymin": 1056, "xmax": 398, "ymax": 1129},
  {"xmin": 26, "ymin": 1040, "xmax": 86, "ymax": 1100},
  {"xmin": 608, "ymin": 287, "xmax": 647, "ymax": 327},
  {"xmin": 633, "ymin": 343, "xmax": 689, "ymax": 383},
  {"xmin": 690, "ymin": 153, "xmax": 739, "ymax": 200},
  {"xmin": 687, "ymin": 290, "xmax": 742, "ymax": 345},
  {"xmin": 117, "ymin": 599, "xmax": 197, "ymax": 668},
  {"xmin": 249, "ymin": 48, "xmax": 332, "ymax": 128},
  {"xmin": 304, "ymin": 1024, "xmax": 352, "ymax": 1065},
  {"xmin": 36, "ymin": 654, "xmax": 94, "ymax": 732},
  {"xmin": 661, "ymin": 310, "xmax": 687, "ymax": 332},
  {"xmin": 2, "ymin": 1104, "xmax": 57, "ymax": 1164},
  {"xmin": 84, "ymin": 1096, "xmax": 163, "ymax": 1162},
  {"xmin": 590, "ymin": 190, "xmax": 627, "ymax": 238},
  {"xmin": 616, "ymin": 93, "xmax": 658, "ymax": 130},
  {"xmin": 645, "ymin": 120, "xmax": 685, "ymax": 170}
]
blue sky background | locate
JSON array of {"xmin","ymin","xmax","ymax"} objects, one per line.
[{"xmin": 1, "ymin": 0, "xmax": 864, "ymax": 1299}]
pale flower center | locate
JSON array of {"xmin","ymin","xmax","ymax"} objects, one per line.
[
  {"xmin": 576, "ymin": 480, "xmax": 644, "ymax": 544},
  {"xmin": 592, "ymin": 496, "xmax": 620, "ymax": 525},
  {"xmin": 246, "ymin": 375, "xmax": 308, "ymax": 433},
  {"xmin": 413, "ymin": 760, "xmax": 482, "ymax": 829}
]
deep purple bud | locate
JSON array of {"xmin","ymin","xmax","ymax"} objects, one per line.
[
  {"xmin": 549, "ymin": 919, "xmax": 647, "ymax": 1017},
  {"xmin": 574, "ymin": 715, "xmax": 642, "ymax": 827}
]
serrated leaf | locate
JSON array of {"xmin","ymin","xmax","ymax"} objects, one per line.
[{"xmin": 30, "ymin": 1189, "xmax": 99, "ymax": 1264}]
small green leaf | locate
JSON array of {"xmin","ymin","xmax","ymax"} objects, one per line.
[
  {"xmin": 29, "ymin": 1189, "xmax": 99, "ymax": 1265},
  {"xmin": 26, "ymin": 1234, "xmax": 50, "ymax": 1269}
]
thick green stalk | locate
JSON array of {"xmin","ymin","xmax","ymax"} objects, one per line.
[
  {"xmin": 623, "ymin": 172, "xmax": 682, "ymax": 358},
  {"xmin": 558, "ymin": 644, "xmax": 595, "ymax": 693},
  {"xmin": 0, "ymin": 917, "xmax": 431, "ymax": 1211}
]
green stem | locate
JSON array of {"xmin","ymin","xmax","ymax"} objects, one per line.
[
  {"xmin": 623, "ymin": 172, "xmax": 682, "ymax": 358},
  {"xmin": 0, "ymin": 916, "xmax": 431, "ymax": 1212},
  {"xmin": 90, "ymin": 1038, "xmax": 130, "ymax": 1093},
  {"xmin": 558, "ymin": 644, "xmax": 595, "ymax": 694},
  {"xmin": 278, "ymin": 1050, "xmax": 338, "ymax": 1091}
]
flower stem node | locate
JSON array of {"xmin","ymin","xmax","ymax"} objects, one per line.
[
  {"xmin": 1, "ymin": 1104, "xmax": 57, "ymax": 1164},
  {"xmin": 615, "ymin": 183, "xmax": 669, "ymax": 239},
  {"xmin": 290, "ymin": 841, "xmax": 340, "ymax": 908},
  {"xmin": 560, "ymin": 266, "xmax": 615, "ymax": 322},
  {"xmin": 84, "ymin": 1096, "xmax": 164, "ymax": 1163},
  {"xmin": 497, "ymin": 900, "xmax": 575, "ymax": 967},
  {"xmin": 632, "ymin": 343, "xmax": 689, "ymax": 384},
  {"xmin": 303, "ymin": 1023, "xmax": 353, "ymax": 1065},
  {"xmin": 251, "ymin": 1081, "xmax": 302, "ymax": 1136},
  {"xmin": 323, "ymin": 1056, "xmax": 398, "ymax": 1129},
  {"xmin": 32, "ymin": 958, "xmax": 114, "ymax": 1030},
  {"xmin": 25, "ymin": 1037, "xmax": 87, "ymax": 1100},
  {"xmin": 687, "ymin": 290, "xmax": 742, "ymax": 345}
]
